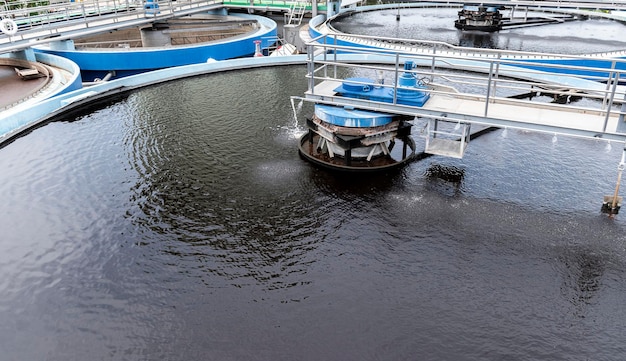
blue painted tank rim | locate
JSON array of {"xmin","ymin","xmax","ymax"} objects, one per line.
[
  {"xmin": 314, "ymin": 104, "xmax": 395, "ymax": 128},
  {"xmin": 33, "ymin": 13, "xmax": 276, "ymax": 53}
]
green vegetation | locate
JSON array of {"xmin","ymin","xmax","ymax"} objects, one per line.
[{"xmin": 2, "ymin": 0, "xmax": 50, "ymax": 11}]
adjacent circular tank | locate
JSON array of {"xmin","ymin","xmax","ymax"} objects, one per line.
[
  {"xmin": 0, "ymin": 52, "xmax": 82, "ymax": 111},
  {"xmin": 34, "ymin": 13, "xmax": 278, "ymax": 81}
]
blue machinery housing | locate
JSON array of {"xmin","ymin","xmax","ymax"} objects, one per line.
[{"xmin": 333, "ymin": 61, "xmax": 430, "ymax": 108}]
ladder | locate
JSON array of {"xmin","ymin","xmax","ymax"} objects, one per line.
[{"xmin": 285, "ymin": 1, "xmax": 308, "ymax": 26}]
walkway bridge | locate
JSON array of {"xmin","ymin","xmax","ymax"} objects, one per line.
[
  {"xmin": 0, "ymin": 0, "xmax": 228, "ymax": 53},
  {"xmin": 0, "ymin": 0, "xmax": 325, "ymax": 54},
  {"xmin": 296, "ymin": 33, "xmax": 626, "ymax": 160},
  {"xmin": 3, "ymin": 0, "xmax": 626, "ymax": 55}
]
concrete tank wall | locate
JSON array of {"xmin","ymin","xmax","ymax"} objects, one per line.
[{"xmin": 140, "ymin": 24, "xmax": 172, "ymax": 47}]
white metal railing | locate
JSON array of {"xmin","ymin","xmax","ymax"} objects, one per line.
[
  {"xmin": 303, "ymin": 32, "xmax": 626, "ymax": 139},
  {"xmin": 323, "ymin": 18, "xmax": 626, "ymax": 61},
  {"xmin": 393, "ymin": 0, "xmax": 626, "ymax": 11},
  {"xmin": 0, "ymin": 0, "xmax": 224, "ymax": 48},
  {"xmin": 1, "ymin": 0, "xmax": 139, "ymax": 31}
]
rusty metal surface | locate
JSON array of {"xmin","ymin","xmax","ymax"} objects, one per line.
[{"xmin": 0, "ymin": 65, "xmax": 48, "ymax": 109}]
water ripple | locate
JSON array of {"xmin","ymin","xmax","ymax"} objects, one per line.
[{"xmin": 3, "ymin": 65, "xmax": 626, "ymax": 360}]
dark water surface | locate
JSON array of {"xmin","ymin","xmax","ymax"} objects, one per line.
[
  {"xmin": 2, "ymin": 66, "xmax": 626, "ymax": 360},
  {"xmin": 332, "ymin": 7, "xmax": 626, "ymax": 54}
]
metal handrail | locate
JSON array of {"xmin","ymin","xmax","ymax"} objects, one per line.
[
  {"xmin": 0, "ymin": 0, "xmax": 224, "ymax": 49},
  {"xmin": 303, "ymin": 33, "xmax": 626, "ymax": 139}
]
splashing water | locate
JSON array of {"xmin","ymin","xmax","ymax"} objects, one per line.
[
  {"xmin": 283, "ymin": 97, "xmax": 307, "ymax": 139},
  {"xmin": 290, "ymin": 97, "xmax": 303, "ymax": 124}
]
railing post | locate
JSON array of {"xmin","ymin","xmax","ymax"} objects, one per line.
[
  {"xmin": 307, "ymin": 44, "xmax": 315, "ymax": 94},
  {"xmin": 333, "ymin": 34, "xmax": 338, "ymax": 79},
  {"xmin": 430, "ymin": 47, "xmax": 436, "ymax": 83},
  {"xmin": 322, "ymin": 35, "xmax": 328, "ymax": 79},
  {"xmin": 81, "ymin": 2, "xmax": 87, "ymax": 23},
  {"xmin": 603, "ymin": 64, "xmax": 619, "ymax": 134},
  {"xmin": 617, "ymin": 91, "xmax": 626, "ymax": 134},
  {"xmin": 484, "ymin": 61, "xmax": 495, "ymax": 117},
  {"xmin": 602, "ymin": 69, "xmax": 615, "ymax": 111},
  {"xmin": 492, "ymin": 53, "xmax": 501, "ymax": 100},
  {"xmin": 393, "ymin": 53, "xmax": 399, "ymax": 105}
]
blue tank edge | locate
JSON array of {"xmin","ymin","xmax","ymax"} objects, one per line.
[
  {"xmin": 32, "ymin": 13, "xmax": 277, "ymax": 81},
  {"xmin": 0, "ymin": 55, "xmax": 308, "ymax": 146}
]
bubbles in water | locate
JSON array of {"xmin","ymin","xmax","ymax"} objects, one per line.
[
  {"xmin": 389, "ymin": 192, "xmax": 424, "ymax": 206},
  {"xmin": 277, "ymin": 125, "xmax": 307, "ymax": 141},
  {"xmin": 254, "ymin": 160, "xmax": 303, "ymax": 185}
]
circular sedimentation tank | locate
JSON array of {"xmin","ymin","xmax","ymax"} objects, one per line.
[
  {"xmin": 329, "ymin": 5, "xmax": 626, "ymax": 54},
  {"xmin": 33, "ymin": 13, "xmax": 277, "ymax": 81},
  {"xmin": 0, "ymin": 54, "xmax": 81, "ymax": 111}
]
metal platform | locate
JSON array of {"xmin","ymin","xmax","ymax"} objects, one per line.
[
  {"xmin": 298, "ymin": 37, "xmax": 626, "ymax": 144},
  {"xmin": 307, "ymin": 80, "xmax": 621, "ymax": 138},
  {"xmin": 425, "ymin": 138, "xmax": 467, "ymax": 158}
]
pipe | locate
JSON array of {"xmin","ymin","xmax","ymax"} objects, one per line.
[
  {"xmin": 82, "ymin": 71, "xmax": 115, "ymax": 86},
  {"xmin": 610, "ymin": 145, "xmax": 626, "ymax": 211}
]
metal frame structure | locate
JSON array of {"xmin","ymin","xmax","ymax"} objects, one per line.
[
  {"xmin": 294, "ymin": 32, "xmax": 626, "ymax": 211},
  {"xmin": 4, "ymin": 0, "xmax": 626, "ymax": 50},
  {"xmin": 297, "ymin": 32, "xmax": 626, "ymax": 143},
  {"xmin": 0, "ymin": 0, "xmax": 226, "ymax": 52}
]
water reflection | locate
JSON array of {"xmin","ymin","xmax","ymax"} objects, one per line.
[
  {"xmin": 5, "ymin": 65, "xmax": 626, "ymax": 360},
  {"xmin": 556, "ymin": 245, "xmax": 606, "ymax": 318},
  {"xmin": 117, "ymin": 69, "xmax": 324, "ymax": 291},
  {"xmin": 423, "ymin": 163, "xmax": 466, "ymax": 196},
  {"xmin": 309, "ymin": 166, "xmax": 405, "ymax": 201},
  {"xmin": 458, "ymin": 30, "xmax": 498, "ymax": 48}
]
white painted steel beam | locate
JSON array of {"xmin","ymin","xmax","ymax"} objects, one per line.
[{"xmin": 304, "ymin": 81, "xmax": 625, "ymax": 141}]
